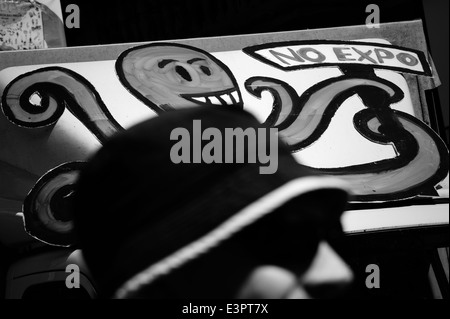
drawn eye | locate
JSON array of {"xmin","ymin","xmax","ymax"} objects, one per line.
[
  {"xmin": 187, "ymin": 57, "xmax": 212, "ymax": 76},
  {"xmin": 175, "ymin": 65, "xmax": 192, "ymax": 82},
  {"xmin": 158, "ymin": 59, "xmax": 177, "ymax": 68},
  {"xmin": 200, "ymin": 65, "xmax": 211, "ymax": 76}
]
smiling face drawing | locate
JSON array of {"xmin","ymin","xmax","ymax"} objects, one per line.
[{"xmin": 116, "ymin": 43, "xmax": 243, "ymax": 113}]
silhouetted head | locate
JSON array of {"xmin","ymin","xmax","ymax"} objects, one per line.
[{"xmin": 72, "ymin": 105, "xmax": 353, "ymax": 299}]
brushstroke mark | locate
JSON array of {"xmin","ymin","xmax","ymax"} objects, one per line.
[
  {"xmin": 116, "ymin": 42, "xmax": 243, "ymax": 113},
  {"xmin": 22, "ymin": 162, "xmax": 84, "ymax": 247},
  {"xmin": 245, "ymin": 75, "xmax": 449, "ymax": 201},
  {"xmin": 1, "ymin": 67, "xmax": 124, "ymax": 144}
]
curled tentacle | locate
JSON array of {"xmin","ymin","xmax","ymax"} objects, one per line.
[
  {"xmin": 23, "ymin": 162, "xmax": 84, "ymax": 247},
  {"xmin": 246, "ymin": 75, "xmax": 449, "ymax": 201},
  {"xmin": 1, "ymin": 67, "xmax": 126, "ymax": 246},
  {"xmin": 1, "ymin": 67, "xmax": 124, "ymax": 144}
]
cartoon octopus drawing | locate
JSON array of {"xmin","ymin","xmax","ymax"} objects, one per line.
[{"xmin": 116, "ymin": 42, "xmax": 243, "ymax": 112}]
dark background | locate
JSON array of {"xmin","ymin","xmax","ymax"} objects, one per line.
[{"xmin": 60, "ymin": 0, "xmax": 425, "ymax": 46}]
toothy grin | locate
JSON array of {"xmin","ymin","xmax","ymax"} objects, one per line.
[{"xmin": 181, "ymin": 90, "xmax": 242, "ymax": 107}]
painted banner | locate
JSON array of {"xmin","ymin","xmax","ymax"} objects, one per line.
[{"xmin": 243, "ymin": 40, "xmax": 431, "ymax": 75}]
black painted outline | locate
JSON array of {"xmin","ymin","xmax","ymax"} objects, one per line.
[{"xmin": 245, "ymin": 77, "xmax": 301, "ymax": 128}]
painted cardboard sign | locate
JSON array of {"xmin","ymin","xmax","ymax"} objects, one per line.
[{"xmin": 0, "ymin": 39, "xmax": 448, "ymax": 246}]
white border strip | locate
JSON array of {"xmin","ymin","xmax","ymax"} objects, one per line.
[
  {"xmin": 114, "ymin": 176, "xmax": 350, "ymax": 299},
  {"xmin": 342, "ymin": 203, "xmax": 449, "ymax": 234}
]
